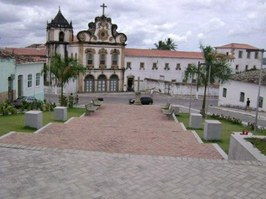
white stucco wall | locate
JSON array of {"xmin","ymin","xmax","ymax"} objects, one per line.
[
  {"xmin": 218, "ymin": 80, "xmax": 266, "ymax": 111},
  {"xmin": 124, "ymin": 56, "xmax": 202, "ymax": 91},
  {"xmin": 144, "ymin": 79, "xmax": 219, "ymax": 96},
  {"xmin": 16, "ymin": 62, "xmax": 45, "ymax": 100},
  {"xmin": 216, "ymin": 48, "xmax": 262, "ymax": 73}
]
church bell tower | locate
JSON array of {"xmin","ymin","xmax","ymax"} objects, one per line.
[{"xmin": 46, "ymin": 8, "xmax": 73, "ymax": 57}]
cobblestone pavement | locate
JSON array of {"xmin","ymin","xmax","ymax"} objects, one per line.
[
  {"xmin": 0, "ymin": 104, "xmax": 222, "ymax": 159},
  {"xmin": 0, "ymin": 146, "xmax": 265, "ymax": 199},
  {"xmin": 1, "ymin": 104, "xmax": 266, "ymax": 198}
]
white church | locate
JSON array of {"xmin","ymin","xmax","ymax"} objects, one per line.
[{"xmin": 46, "ymin": 4, "xmax": 263, "ymax": 96}]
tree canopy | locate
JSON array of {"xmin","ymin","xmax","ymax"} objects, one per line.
[
  {"xmin": 184, "ymin": 44, "xmax": 232, "ymax": 115},
  {"xmin": 44, "ymin": 54, "xmax": 86, "ymax": 106},
  {"xmin": 154, "ymin": 38, "xmax": 177, "ymax": 50}
]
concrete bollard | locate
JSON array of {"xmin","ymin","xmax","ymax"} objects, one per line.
[
  {"xmin": 189, "ymin": 113, "xmax": 202, "ymax": 129},
  {"xmin": 25, "ymin": 110, "xmax": 43, "ymax": 129},
  {"xmin": 54, "ymin": 106, "xmax": 67, "ymax": 121},
  {"xmin": 204, "ymin": 120, "xmax": 222, "ymax": 141}
]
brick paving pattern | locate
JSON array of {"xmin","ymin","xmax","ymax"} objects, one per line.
[
  {"xmin": 0, "ymin": 104, "xmax": 222, "ymax": 159},
  {"xmin": 0, "ymin": 147, "xmax": 265, "ymax": 199},
  {"xmin": 1, "ymin": 103, "xmax": 266, "ymax": 198}
]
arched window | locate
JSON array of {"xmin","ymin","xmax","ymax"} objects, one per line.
[
  {"xmin": 97, "ymin": 75, "xmax": 107, "ymax": 92},
  {"xmin": 84, "ymin": 75, "xmax": 95, "ymax": 92},
  {"xmin": 59, "ymin": 31, "xmax": 64, "ymax": 42},
  {"xmin": 110, "ymin": 75, "xmax": 119, "ymax": 92}
]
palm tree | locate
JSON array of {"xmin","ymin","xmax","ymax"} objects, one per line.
[
  {"xmin": 45, "ymin": 54, "xmax": 86, "ymax": 106},
  {"xmin": 165, "ymin": 38, "xmax": 177, "ymax": 51},
  {"xmin": 184, "ymin": 45, "xmax": 232, "ymax": 116},
  {"xmin": 154, "ymin": 37, "xmax": 177, "ymax": 50}
]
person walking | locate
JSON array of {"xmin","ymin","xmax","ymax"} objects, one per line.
[
  {"xmin": 75, "ymin": 94, "xmax": 79, "ymax": 106},
  {"xmin": 246, "ymin": 98, "xmax": 251, "ymax": 111}
]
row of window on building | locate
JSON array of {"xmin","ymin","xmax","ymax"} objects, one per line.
[
  {"xmin": 27, "ymin": 73, "xmax": 41, "ymax": 88},
  {"xmin": 126, "ymin": 62, "xmax": 184, "ymax": 71},
  {"xmin": 70, "ymin": 48, "xmax": 120, "ymax": 69},
  {"xmin": 235, "ymin": 64, "xmax": 257, "ymax": 71},
  {"xmin": 226, "ymin": 51, "xmax": 259, "ymax": 59}
]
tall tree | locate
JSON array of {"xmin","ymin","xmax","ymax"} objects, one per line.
[
  {"xmin": 184, "ymin": 45, "xmax": 232, "ymax": 116},
  {"xmin": 44, "ymin": 54, "xmax": 86, "ymax": 106},
  {"xmin": 154, "ymin": 37, "xmax": 177, "ymax": 50}
]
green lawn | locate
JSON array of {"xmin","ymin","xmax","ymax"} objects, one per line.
[
  {"xmin": 245, "ymin": 137, "xmax": 266, "ymax": 155},
  {"xmin": 176, "ymin": 113, "xmax": 266, "ymax": 154},
  {"xmin": 0, "ymin": 108, "xmax": 85, "ymax": 136}
]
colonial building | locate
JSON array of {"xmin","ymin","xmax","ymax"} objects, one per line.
[
  {"xmin": 124, "ymin": 48, "xmax": 203, "ymax": 93},
  {"xmin": 215, "ymin": 43, "xmax": 263, "ymax": 73},
  {"xmin": 46, "ymin": 6, "xmax": 127, "ymax": 93},
  {"xmin": 218, "ymin": 69, "xmax": 266, "ymax": 111},
  {"xmin": 0, "ymin": 49, "xmax": 45, "ymax": 103},
  {"xmin": 46, "ymin": 6, "xmax": 263, "ymax": 96},
  {"xmin": 46, "ymin": 6, "xmax": 208, "ymax": 94}
]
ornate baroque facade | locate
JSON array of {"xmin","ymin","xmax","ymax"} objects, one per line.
[{"xmin": 46, "ymin": 6, "xmax": 127, "ymax": 93}]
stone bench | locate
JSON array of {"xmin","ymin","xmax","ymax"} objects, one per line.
[
  {"xmin": 25, "ymin": 110, "xmax": 42, "ymax": 129},
  {"xmin": 54, "ymin": 106, "xmax": 67, "ymax": 121},
  {"xmin": 189, "ymin": 113, "xmax": 202, "ymax": 129},
  {"xmin": 203, "ymin": 120, "xmax": 222, "ymax": 141},
  {"xmin": 172, "ymin": 105, "xmax": 180, "ymax": 115},
  {"xmin": 85, "ymin": 103, "xmax": 97, "ymax": 116},
  {"xmin": 164, "ymin": 108, "xmax": 174, "ymax": 119}
]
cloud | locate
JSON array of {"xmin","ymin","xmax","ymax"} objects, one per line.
[{"xmin": 0, "ymin": 0, "xmax": 265, "ymax": 50}]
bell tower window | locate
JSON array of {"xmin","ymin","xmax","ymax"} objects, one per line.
[{"xmin": 59, "ymin": 31, "xmax": 64, "ymax": 42}]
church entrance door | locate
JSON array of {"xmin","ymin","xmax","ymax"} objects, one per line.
[
  {"xmin": 97, "ymin": 75, "xmax": 106, "ymax": 92},
  {"xmin": 110, "ymin": 75, "xmax": 118, "ymax": 92},
  {"xmin": 127, "ymin": 76, "xmax": 134, "ymax": 91},
  {"xmin": 84, "ymin": 75, "xmax": 94, "ymax": 92}
]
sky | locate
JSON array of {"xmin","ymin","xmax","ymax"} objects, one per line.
[{"xmin": 0, "ymin": 0, "xmax": 266, "ymax": 51}]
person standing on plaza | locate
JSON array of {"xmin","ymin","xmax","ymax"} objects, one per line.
[
  {"xmin": 246, "ymin": 98, "xmax": 251, "ymax": 111},
  {"xmin": 75, "ymin": 94, "xmax": 79, "ymax": 106}
]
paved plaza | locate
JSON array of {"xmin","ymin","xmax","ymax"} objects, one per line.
[{"xmin": 0, "ymin": 104, "xmax": 266, "ymax": 199}]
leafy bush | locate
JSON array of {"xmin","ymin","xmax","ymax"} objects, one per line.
[
  {"xmin": 59, "ymin": 95, "xmax": 68, "ymax": 106},
  {"xmin": 0, "ymin": 101, "xmax": 17, "ymax": 116},
  {"xmin": 210, "ymin": 114, "xmax": 242, "ymax": 125}
]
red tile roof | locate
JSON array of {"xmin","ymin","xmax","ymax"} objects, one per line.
[
  {"xmin": 5, "ymin": 48, "xmax": 47, "ymax": 56},
  {"xmin": 4, "ymin": 48, "xmax": 47, "ymax": 63},
  {"xmin": 125, "ymin": 48, "xmax": 203, "ymax": 59},
  {"xmin": 231, "ymin": 69, "xmax": 266, "ymax": 85},
  {"xmin": 215, "ymin": 43, "xmax": 258, "ymax": 50}
]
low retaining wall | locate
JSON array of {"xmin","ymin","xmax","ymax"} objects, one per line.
[{"xmin": 228, "ymin": 133, "xmax": 266, "ymax": 162}]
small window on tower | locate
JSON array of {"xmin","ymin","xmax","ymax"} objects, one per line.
[{"xmin": 59, "ymin": 31, "xmax": 64, "ymax": 42}]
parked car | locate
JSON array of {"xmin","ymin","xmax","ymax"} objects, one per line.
[
  {"xmin": 12, "ymin": 96, "xmax": 37, "ymax": 108},
  {"xmin": 129, "ymin": 96, "xmax": 153, "ymax": 105}
]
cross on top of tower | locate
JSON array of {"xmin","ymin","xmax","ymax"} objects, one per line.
[{"xmin": 100, "ymin": 3, "xmax": 107, "ymax": 16}]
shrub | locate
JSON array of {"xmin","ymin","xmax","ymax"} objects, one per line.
[
  {"xmin": 0, "ymin": 101, "xmax": 18, "ymax": 116},
  {"xmin": 210, "ymin": 114, "xmax": 242, "ymax": 125}
]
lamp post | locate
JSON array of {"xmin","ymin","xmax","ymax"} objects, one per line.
[{"xmin": 246, "ymin": 48, "xmax": 265, "ymax": 132}]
